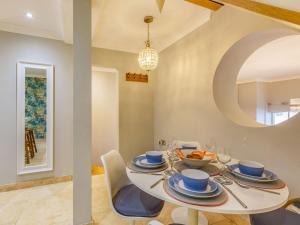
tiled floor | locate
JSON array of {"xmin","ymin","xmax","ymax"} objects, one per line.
[{"xmin": 0, "ymin": 175, "xmax": 250, "ymax": 225}]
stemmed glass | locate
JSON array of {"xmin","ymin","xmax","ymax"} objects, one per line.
[
  {"xmin": 203, "ymin": 138, "xmax": 217, "ymax": 153},
  {"xmin": 216, "ymin": 147, "xmax": 231, "ymax": 172},
  {"xmin": 166, "ymin": 142, "xmax": 178, "ymax": 171}
]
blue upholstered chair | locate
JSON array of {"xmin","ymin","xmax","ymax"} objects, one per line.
[
  {"xmin": 101, "ymin": 150, "xmax": 164, "ymax": 225},
  {"xmin": 250, "ymin": 199, "xmax": 300, "ymax": 225}
]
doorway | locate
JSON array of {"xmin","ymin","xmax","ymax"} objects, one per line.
[{"xmin": 92, "ymin": 67, "xmax": 119, "ymax": 167}]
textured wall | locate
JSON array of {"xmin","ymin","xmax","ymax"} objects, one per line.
[{"xmin": 154, "ymin": 6, "xmax": 300, "ymax": 196}]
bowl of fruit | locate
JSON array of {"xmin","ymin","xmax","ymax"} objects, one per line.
[{"xmin": 176, "ymin": 149, "xmax": 215, "ymax": 168}]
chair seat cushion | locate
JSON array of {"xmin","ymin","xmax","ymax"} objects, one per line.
[
  {"xmin": 113, "ymin": 184, "xmax": 164, "ymax": 217},
  {"xmin": 251, "ymin": 208, "xmax": 300, "ymax": 225}
]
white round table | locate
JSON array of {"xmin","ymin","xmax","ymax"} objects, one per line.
[{"xmin": 126, "ymin": 165, "xmax": 289, "ymax": 225}]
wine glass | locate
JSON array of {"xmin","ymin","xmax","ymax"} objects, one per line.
[
  {"xmin": 166, "ymin": 142, "xmax": 178, "ymax": 170},
  {"xmin": 217, "ymin": 147, "xmax": 231, "ymax": 172},
  {"xmin": 203, "ymin": 138, "xmax": 217, "ymax": 153}
]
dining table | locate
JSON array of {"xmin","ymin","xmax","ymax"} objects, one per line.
[{"xmin": 126, "ymin": 158, "xmax": 289, "ymax": 225}]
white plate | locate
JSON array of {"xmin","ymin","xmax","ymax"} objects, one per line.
[
  {"xmin": 228, "ymin": 164, "xmax": 278, "ymax": 183},
  {"xmin": 177, "ymin": 179, "xmax": 217, "ymax": 194},
  {"xmin": 133, "ymin": 155, "xmax": 166, "ymax": 169},
  {"xmin": 140, "ymin": 158, "xmax": 165, "ymax": 166},
  {"xmin": 169, "ymin": 176, "xmax": 222, "ymax": 199}
]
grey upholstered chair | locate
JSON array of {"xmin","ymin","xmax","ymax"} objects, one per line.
[{"xmin": 250, "ymin": 198, "xmax": 300, "ymax": 225}]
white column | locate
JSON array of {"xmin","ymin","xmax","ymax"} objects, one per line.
[{"xmin": 73, "ymin": 0, "xmax": 92, "ymax": 224}]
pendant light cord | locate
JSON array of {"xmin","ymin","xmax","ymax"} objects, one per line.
[
  {"xmin": 147, "ymin": 23, "xmax": 150, "ymax": 42},
  {"xmin": 146, "ymin": 23, "xmax": 150, "ymax": 47}
]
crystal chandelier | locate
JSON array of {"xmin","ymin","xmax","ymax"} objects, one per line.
[{"xmin": 138, "ymin": 16, "xmax": 159, "ymax": 72}]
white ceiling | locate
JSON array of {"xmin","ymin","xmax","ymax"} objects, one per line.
[
  {"xmin": 0, "ymin": 0, "xmax": 63, "ymax": 40},
  {"xmin": 0, "ymin": 0, "xmax": 299, "ymax": 53},
  {"xmin": 238, "ymin": 35, "xmax": 300, "ymax": 83},
  {"xmin": 0, "ymin": 0, "xmax": 211, "ymax": 53},
  {"xmin": 91, "ymin": 0, "xmax": 210, "ymax": 53},
  {"xmin": 255, "ymin": 0, "xmax": 300, "ymax": 12}
]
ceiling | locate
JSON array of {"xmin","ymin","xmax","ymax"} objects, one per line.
[
  {"xmin": 92, "ymin": 0, "xmax": 210, "ymax": 53},
  {"xmin": 0, "ymin": 0, "xmax": 211, "ymax": 53},
  {"xmin": 0, "ymin": 0, "xmax": 299, "ymax": 54},
  {"xmin": 238, "ymin": 35, "xmax": 300, "ymax": 83},
  {"xmin": 0, "ymin": 0, "xmax": 63, "ymax": 40},
  {"xmin": 255, "ymin": 0, "xmax": 300, "ymax": 12}
]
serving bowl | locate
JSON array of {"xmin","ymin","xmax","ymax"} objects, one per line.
[
  {"xmin": 239, "ymin": 160, "xmax": 264, "ymax": 177},
  {"xmin": 177, "ymin": 150, "xmax": 212, "ymax": 168},
  {"xmin": 181, "ymin": 169, "xmax": 209, "ymax": 191}
]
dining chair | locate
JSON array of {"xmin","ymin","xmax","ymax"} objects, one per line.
[
  {"xmin": 101, "ymin": 150, "xmax": 165, "ymax": 225},
  {"xmin": 250, "ymin": 198, "xmax": 300, "ymax": 225}
]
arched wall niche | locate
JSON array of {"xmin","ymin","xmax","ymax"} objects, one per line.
[{"xmin": 213, "ymin": 29, "xmax": 300, "ymax": 128}]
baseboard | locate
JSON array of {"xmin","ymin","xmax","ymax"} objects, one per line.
[
  {"xmin": 0, "ymin": 175, "xmax": 72, "ymax": 192},
  {"xmin": 0, "ymin": 167, "xmax": 104, "ymax": 192}
]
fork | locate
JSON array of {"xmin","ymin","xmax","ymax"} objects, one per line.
[
  {"xmin": 221, "ymin": 173, "xmax": 280, "ymax": 195},
  {"xmin": 130, "ymin": 171, "xmax": 163, "ymax": 176},
  {"xmin": 214, "ymin": 176, "xmax": 248, "ymax": 209},
  {"xmin": 150, "ymin": 170, "xmax": 175, "ymax": 188}
]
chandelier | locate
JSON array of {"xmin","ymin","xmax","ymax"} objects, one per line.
[{"xmin": 138, "ymin": 16, "xmax": 159, "ymax": 72}]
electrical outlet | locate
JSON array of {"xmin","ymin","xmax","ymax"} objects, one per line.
[{"xmin": 158, "ymin": 139, "xmax": 166, "ymax": 146}]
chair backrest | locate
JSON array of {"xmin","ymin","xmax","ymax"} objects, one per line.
[
  {"xmin": 101, "ymin": 150, "xmax": 130, "ymax": 207},
  {"xmin": 172, "ymin": 140, "xmax": 201, "ymax": 149}
]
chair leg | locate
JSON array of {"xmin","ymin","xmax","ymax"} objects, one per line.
[
  {"xmin": 30, "ymin": 130, "xmax": 37, "ymax": 153},
  {"xmin": 25, "ymin": 145, "xmax": 30, "ymax": 164},
  {"xmin": 27, "ymin": 132, "xmax": 34, "ymax": 158}
]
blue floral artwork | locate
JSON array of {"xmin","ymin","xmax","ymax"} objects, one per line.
[{"xmin": 25, "ymin": 77, "xmax": 47, "ymax": 139}]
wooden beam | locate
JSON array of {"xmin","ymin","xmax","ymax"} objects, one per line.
[
  {"xmin": 185, "ymin": 0, "xmax": 224, "ymax": 11},
  {"xmin": 215, "ymin": 0, "xmax": 300, "ymax": 26},
  {"xmin": 156, "ymin": 0, "xmax": 166, "ymax": 12}
]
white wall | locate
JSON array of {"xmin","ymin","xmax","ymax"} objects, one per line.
[
  {"xmin": 92, "ymin": 70, "xmax": 118, "ymax": 165},
  {"xmin": 0, "ymin": 31, "xmax": 153, "ymax": 185},
  {"xmin": 0, "ymin": 31, "xmax": 73, "ymax": 184},
  {"xmin": 237, "ymin": 81, "xmax": 268, "ymax": 124},
  {"xmin": 238, "ymin": 79, "xmax": 300, "ymax": 122},
  {"xmin": 154, "ymin": 6, "xmax": 300, "ymax": 196},
  {"xmin": 238, "ymin": 82, "xmax": 257, "ymax": 119},
  {"xmin": 267, "ymin": 78, "xmax": 300, "ymax": 106}
]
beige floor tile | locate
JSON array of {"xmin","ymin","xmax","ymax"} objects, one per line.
[
  {"xmin": 212, "ymin": 219, "xmax": 236, "ymax": 225},
  {"xmin": 0, "ymin": 175, "xmax": 249, "ymax": 225},
  {"xmin": 223, "ymin": 214, "xmax": 250, "ymax": 225}
]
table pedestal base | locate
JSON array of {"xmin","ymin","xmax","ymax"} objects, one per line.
[
  {"xmin": 171, "ymin": 207, "xmax": 208, "ymax": 225},
  {"xmin": 148, "ymin": 220, "xmax": 164, "ymax": 225}
]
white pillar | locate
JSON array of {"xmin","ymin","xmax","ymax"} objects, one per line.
[{"xmin": 73, "ymin": 0, "xmax": 92, "ymax": 224}]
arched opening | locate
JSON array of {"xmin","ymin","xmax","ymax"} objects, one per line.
[{"xmin": 213, "ymin": 29, "xmax": 300, "ymax": 127}]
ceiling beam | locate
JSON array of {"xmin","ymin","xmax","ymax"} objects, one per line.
[
  {"xmin": 91, "ymin": 0, "xmax": 105, "ymax": 40},
  {"xmin": 215, "ymin": 0, "xmax": 300, "ymax": 26},
  {"xmin": 156, "ymin": 0, "xmax": 166, "ymax": 13},
  {"xmin": 185, "ymin": 0, "xmax": 224, "ymax": 11},
  {"xmin": 61, "ymin": 0, "xmax": 73, "ymax": 44}
]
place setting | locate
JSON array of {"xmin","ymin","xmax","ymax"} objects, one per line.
[
  {"xmin": 223, "ymin": 160, "xmax": 286, "ymax": 190},
  {"xmin": 127, "ymin": 151, "xmax": 168, "ymax": 173},
  {"xmin": 163, "ymin": 168, "xmax": 228, "ymax": 206}
]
